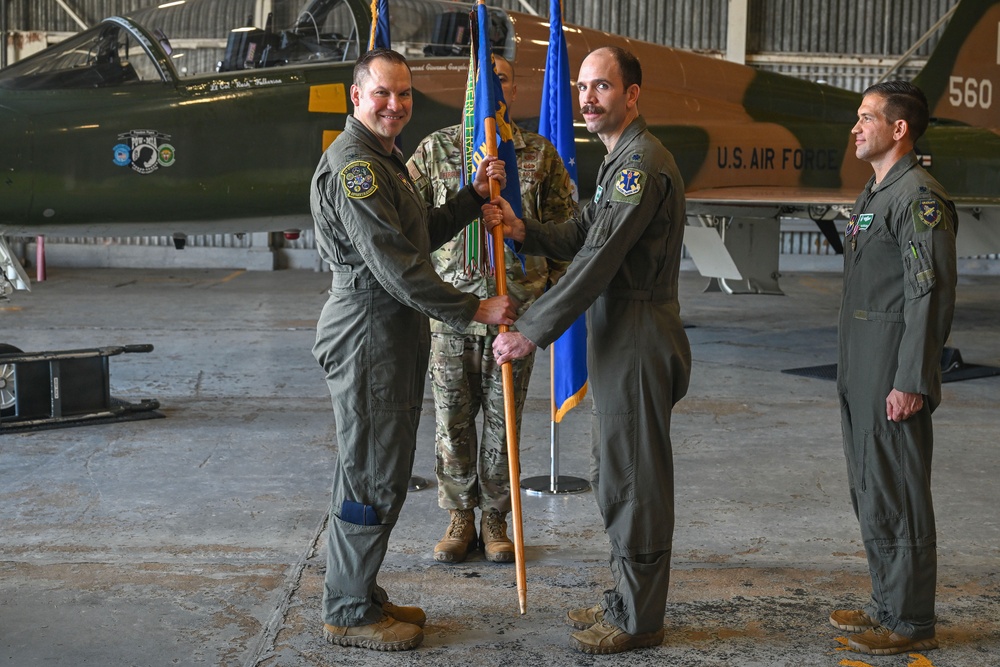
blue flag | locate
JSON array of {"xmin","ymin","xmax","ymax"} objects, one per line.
[
  {"xmin": 367, "ymin": 0, "xmax": 391, "ymax": 50},
  {"xmin": 539, "ymin": 0, "xmax": 587, "ymax": 422},
  {"xmin": 471, "ymin": 2, "xmax": 523, "ymax": 231}
]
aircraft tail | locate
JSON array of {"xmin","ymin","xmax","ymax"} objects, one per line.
[{"xmin": 913, "ymin": 0, "xmax": 1000, "ymax": 131}]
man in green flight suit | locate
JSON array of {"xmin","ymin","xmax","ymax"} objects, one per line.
[
  {"xmin": 486, "ymin": 46, "xmax": 691, "ymax": 655},
  {"xmin": 829, "ymin": 80, "xmax": 957, "ymax": 656},
  {"xmin": 406, "ymin": 55, "xmax": 577, "ymax": 565},
  {"xmin": 310, "ymin": 48, "xmax": 515, "ymax": 652}
]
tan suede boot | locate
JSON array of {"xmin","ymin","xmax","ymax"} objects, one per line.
[
  {"xmin": 322, "ymin": 614, "xmax": 423, "ymax": 651},
  {"xmin": 480, "ymin": 509, "xmax": 515, "ymax": 563},
  {"xmin": 570, "ymin": 619, "xmax": 664, "ymax": 654},
  {"xmin": 566, "ymin": 602, "xmax": 605, "ymax": 630},
  {"xmin": 433, "ymin": 509, "xmax": 477, "ymax": 563}
]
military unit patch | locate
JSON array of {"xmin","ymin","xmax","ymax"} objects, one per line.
[
  {"xmin": 845, "ymin": 214, "xmax": 859, "ymax": 239},
  {"xmin": 593, "ymin": 185, "xmax": 603, "ymax": 204},
  {"xmin": 614, "ymin": 168, "xmax": 643, "ymax": 198},
  {"xmin": 341, "ymin": 160, "xmax": 377, "ymax": 199},
  {"xmin": 915, "ymin": 199, "xmax": 942, "ymax": 231},
  {"xmin": 857, "ymin": 213, "xmax": 875, "ymax": 230}
]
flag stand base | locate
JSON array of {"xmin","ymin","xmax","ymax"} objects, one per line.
[
  {"xmin": 408, "ymin": 476, "xmax": 430, "ymax": 491},
  {"xmin": 521, "ymin": 475, "xmax": 590, "ymax": 496}
]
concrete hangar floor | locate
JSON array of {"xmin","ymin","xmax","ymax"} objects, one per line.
[{"xmin": 1, "ymin": 265, "xmax": 998, "ymax": 666}]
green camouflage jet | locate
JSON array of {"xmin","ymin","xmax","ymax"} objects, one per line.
[{"xmin": 0, "ymin": 0, "xmax": 997, "ymax": 298}]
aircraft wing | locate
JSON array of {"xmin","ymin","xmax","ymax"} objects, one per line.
[{"xmin": 685, "ymin": 186, "xmax": 859, "ymax": 210}]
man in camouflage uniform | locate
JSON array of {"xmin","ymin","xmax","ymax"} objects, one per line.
[
  {"xmin": 406, "ymin": 55, "xmax": 576, "ymax": 564},
  {"xmin": 830, "ymin": 81, "xmax": 956, "ymax": 657},
  {"xmin": 310, "ymin": 49, "xmax": 515, "ymax": 652}
]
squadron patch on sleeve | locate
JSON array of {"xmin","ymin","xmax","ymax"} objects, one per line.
[
  {"xmin": 912, "ymin": 198, "xmax": 943, "ymax": 233},
  {"xmin": 611, "ymin": 168, "xmax": 644, "ymax": 204},
  {"xmin": 341, "ymin": 160, "xmax": 377, "ymax": 199}
]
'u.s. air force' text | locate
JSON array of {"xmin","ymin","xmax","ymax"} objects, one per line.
[{"xmin": 716, "ymin": 146, "xmax": 839, "ymax": 170}]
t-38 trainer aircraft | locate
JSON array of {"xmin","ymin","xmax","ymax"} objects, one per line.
[{"xmin": 0, "ymin": 0, "xmax": 998, "ymax": 298}]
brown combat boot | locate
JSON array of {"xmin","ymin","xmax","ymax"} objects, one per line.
[
  {"xmin": 480, "ymin": 509, "xmax": 515, "ymax": 563},
  {"xmin": 566, "ymin": 602, "xmax": 605, "ymax": 630},
  {"xmin": 570, "ymin": 619, "xmax": 664, "ymax": 654},
  {"xmin": 433, "ymin": 509, "xmax": 477, "ymax": 563},
  {"xmin": 322, "ymin": 614, "xmax": 423, "ymax": 651},
  {"xmin": 847, "ymin": 626, "xmax": 939, "ymax": 655},
  {"xmin": 829, "ymin": 608, "xmax": 876, "ymax": 632},
  {"xmin": 383, "ymin": 601, "xmax": 426, "ymax": 628}
]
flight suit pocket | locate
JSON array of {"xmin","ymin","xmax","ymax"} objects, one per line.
[
  {"xmin": 859, "ymin": 428, "xmax": 904, "ymax": 528},
  {"xmin": 903, "ymin": 241, "xmax": 935, "ymax": 299},
  {"xmin": 594, "ymin": 411, "xmax": 637, "ymax": 509},
  {"xmin": 329, "ymin": 271, "xmax": 357, "ymax": 294},
  {"xmin": 583, "ymin": 207, "xmax": 612, "ymax": 250}
]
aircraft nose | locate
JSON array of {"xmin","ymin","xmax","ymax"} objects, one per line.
[{"xmin": 0, "ymin": 104, "xmax": 33, "ymax": 226}]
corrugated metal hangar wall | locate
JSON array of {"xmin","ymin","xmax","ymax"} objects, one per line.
[{"xmin": 0, "ymin": 0, "xmax": 963, "ymax": 267}]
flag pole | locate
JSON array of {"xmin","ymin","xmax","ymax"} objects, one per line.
[
  {"xmin": 484, "ymin": 116, "xmax": 527, "ymax": 615},
  {"xmin": 518, "ymin": 0, "xmax": 589, "ymax": 499}
]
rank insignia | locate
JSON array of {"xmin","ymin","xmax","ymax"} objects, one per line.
[
  {"xmin": 614, "ymin": 168, "xmax": 643, "ymax": 198},
  {"xmin": 915, "ymin": 199, "xmax": 942, "ymax": 230},
  {"xmin": 341, "ymin": 161, "xmax": 377, "ymax": 199}
]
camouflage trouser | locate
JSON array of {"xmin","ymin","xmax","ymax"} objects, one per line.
[{"xmin": 430, "ymin": 332, "xmax": 535, "ymax": 512}]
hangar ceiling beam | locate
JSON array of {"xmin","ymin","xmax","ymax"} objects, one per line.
[
  {"xmin": 726, "ymin": 0, "xmax": 747, "ymax": 65},
  {"xmin": 877, "ymin": 2, "xmax": 959, "ymax": 83},
  {"xmin": 515, "ymin": 0, "xmax": 539, "ymax": 16},
  {"xmin": 53, "ymin": 0, "xmax": 87, "ymax": 30}
]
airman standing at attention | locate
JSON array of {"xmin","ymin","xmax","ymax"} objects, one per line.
[
  {"xmin": 485, "ymin": 46, "xmax": 691, "ymax": 655},
  {"xmin": 310, "ymin": 48, "xmax": 515, "ymax": 652},
  {"xmin": 830, "ymin": 80, "xmax": 956, "ymax": 656},
  {"xmin": 406, "ymin": 55, "xmax": 577, "ymax": 566}
]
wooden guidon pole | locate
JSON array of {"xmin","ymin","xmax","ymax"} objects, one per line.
[{"xmin": 484, "ymin": 116, "xmax": 528, "ymax": 615}]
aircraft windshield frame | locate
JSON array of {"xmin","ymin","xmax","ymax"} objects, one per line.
[{"xmin": 0, "ymin": 18, "xmax": 170, "ymax": 90}]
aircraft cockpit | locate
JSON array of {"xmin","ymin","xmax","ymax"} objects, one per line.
[
  {"xmin": 0, "ymin": 0, "xmax": 516, "ymax": 90},
  {"xmin": 0, "ymin": 19, "xmax": 165, "ymax": 90}
]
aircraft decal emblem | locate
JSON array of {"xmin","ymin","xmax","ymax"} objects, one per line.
[
  {"xmin": 113, "ymin": 130, "xmax": 175, "ymax": 175},
  {"xmin": 113, "ymin": 144, "xmax": 130, "ymax": 167},
  {"xmin": 614, "ymin": 168, "xmax": 644, "ymax": 200},
  {"xmin": 341, "ymin": 161, "xmax": 377, "ymax": 199}
]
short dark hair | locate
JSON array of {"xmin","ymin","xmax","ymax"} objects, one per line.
[
  {"xmin": 595, "ymin": 46, "xmax": 642, "ymax": 90},
  {"xmin": 863, "ymin": 80, "xmax": 930, "ymax": 141},
  {"xmin": 354, "ymin": 48, "xmax": 409, "ymax": 88}
]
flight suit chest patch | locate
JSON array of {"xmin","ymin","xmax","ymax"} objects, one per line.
[
  {"xmin": 611, "ymin": 168, "xmax": 645, "ymax": 205},
  {"xmin": 396, "ymin": 171, "xmax": 415, "ymax": 195},
  {"xmin": 341, "ymin": 160, "xmax": 377, "ymax": 199}
]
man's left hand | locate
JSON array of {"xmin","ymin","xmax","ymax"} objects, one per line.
[
  {"xmin": 886, "ymin": 388, "xmax": 923, "ymax": 422},
  {"xmin": 493, "ymin": 331, "xmax": 536, "ymax": 366}
]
